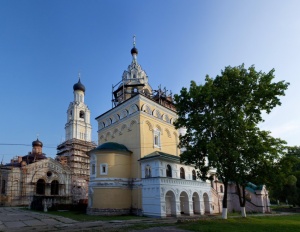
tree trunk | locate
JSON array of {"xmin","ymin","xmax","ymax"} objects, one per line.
[
  {"xmin": 241, "ymin": 186, "xmax": 247, "ymax": 217},
  {"xmin": 241, "ymin": 206, "xmax": 246, "ymax": 217},
  {"xmin": 236, "ymin": 182, "xmax": 247, "ymax": 217},
  {"xmin": 222, "ymin": 181, "xmax": 228, "ymax": 219}
]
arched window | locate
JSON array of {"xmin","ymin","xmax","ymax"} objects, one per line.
[
  {"xmin": 79, "ymin": 110, "xmax": 85, "ymax": 119},
  {"xmin": 166, "ymin": 165, "xmax": 172, "ymax": 177},
  {"xmin": 154, "ymin": 129, "xmax": 161, "ymax": 148},
  {"xmin": 220, "ymin": 185, "xmax": 223, "ymax": 193},
  {"xmin": 120, "ymin": 110, "xmax": 128, "ymax": 119},
  {"xmin": 153, "ymin": 109, "xmax": 161, "ymax": 119},
  {"xmin": 100, "ymin": 163, "xmax": 108, "ymax": 175},
  {"xmin": 129, "ymin": 104, "xmax": 139, "ymax": 114},
  {"xmin": 36, "ymin": 179, "xmax": 45, "ymax": 195},
  {"xmin": 164, "ymin": 114, "xmax": 170, "ymax": 123},
  {"xmin": 91, "ymin": 164, "xmax": 96, "ymax": 175},
  {"xmin": 192, "ymin": 170, "xmax": 197, "ymax": 180},
  {"xmin": 51, "ymin": 180, "xmax": 59, "ymax": 195},
  {"xmin": 142, "ymin": 105, "xmax": 151, "ymax": 114},
  {"xmin": 180, "ymin": 167, "xmax": 185, "ymax": 179},
  {"xmin": 145, "ymin": 165, "xmax": 151, "ymax": 178}
]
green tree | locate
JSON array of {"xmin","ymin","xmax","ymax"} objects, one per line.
[
  {"xmin": 270, "ymin": 147, "xmax": 300, "ymax": 206},
  {"xmin": 234, "ymin": 130, "xmax": 286, "ymax": 217},
  {"xmin": 174, "ymin": 64, "xmax": 289, "ymax": 219}
]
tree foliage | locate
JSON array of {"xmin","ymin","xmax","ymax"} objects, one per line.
[
  {"xmin": 174, "ymin": 64, "xmax": 289, "ymax": 218},
  {"xmin": 270, "ymin": 146, "xmax": 300, "ymax": 206}
]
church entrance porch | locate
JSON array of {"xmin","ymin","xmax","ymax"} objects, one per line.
[{"xmin": 142, "ymin": 177, "xmax": 211, "ymax": 218}]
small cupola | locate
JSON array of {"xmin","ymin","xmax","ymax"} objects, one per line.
[
  {"xmin": 32, "ymin": 138, "xmax": 43, "ymax": 154},
  {"xmin": 32, "ymin": 138, "xmax": 43, "ymax": 147},
  {"xmin": 131, "ymin": 35, "xmax": 138, "ymax": 62},
  {"xmin": 73, "ymin": 78, "xmax": 85, "ymax": 92}
]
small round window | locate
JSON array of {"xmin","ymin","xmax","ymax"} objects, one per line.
[{"xmin": 47, "ymin": 171, "xmax": 52, "ymax": 177}]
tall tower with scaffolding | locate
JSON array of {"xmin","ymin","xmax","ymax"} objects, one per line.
[{"xmin": 56, "ymin": 74, "xmax": 96, "ymax": 202}]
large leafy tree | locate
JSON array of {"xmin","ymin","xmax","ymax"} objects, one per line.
[
  {"xmin": 233, "ymin": 130, "xmax": 286, "ymax": 217},
  {"xmin": 174, "ymin": 64, "xmax": 289, "ymax": 219}
]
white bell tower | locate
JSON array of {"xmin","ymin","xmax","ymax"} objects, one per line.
[
  {"xmin": 65, "ymin": 74, "xmax": 92, "ymax": 142},
  {"xmin": 57, "ymin": 74, "xmax": 96, "ymax": 198}
]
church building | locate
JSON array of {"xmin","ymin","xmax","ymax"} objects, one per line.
[
  {"xmin": 0, "ymin": 138, "xmax": 72, "ymax": 208},
  {"xmin": 87, "ymin": 39, "xmax": 271, "ymax": 217},
  {"xmin": 87, "ymin": 39, "xmax": 212, "ymax": 217},
  {"xmin": 0, "ymin": 39, "xmax": 270, "ymax": 215},
  {"xmin": 0, "ymin": 76, "xmax": 96, "ymax": 207}
]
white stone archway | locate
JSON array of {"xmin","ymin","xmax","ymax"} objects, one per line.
[
  {"xmin": 192, "ymin": 192, "xmax": 201, "ymax": 214},
  {"xmin": 180, "ymin": 191, "xmax": 190, "ymax": 215},
  {"xmin": 165, "ymin": 190, "xmax": 176, "ymax": 217},
  {"xmin": 203, "ymin": 192, "xmax": 210, "ymax": 214}
]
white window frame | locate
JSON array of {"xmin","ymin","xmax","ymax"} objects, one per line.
[
  {"xmin": 145, "ymin": 165, "xmax": 152, "ymax": 178},
  {"xmin": 153, "ymin": 129, "xmax": 161, "ymax": 148},
  {"xmin": 100, "ymin": 163, "xmax": 108, "ymax": 175}
]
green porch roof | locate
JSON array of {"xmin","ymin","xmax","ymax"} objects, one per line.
[{"xmin": 140, "ymin": 151, "xmax": 180, "ymax": 162}]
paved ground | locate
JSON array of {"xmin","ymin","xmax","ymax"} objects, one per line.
[
  {"xmin": 0, "ymin": 207, "xmax": 295, "ymax": 232},
  {"xmin": 0, "ymin": 207, "xmax": 189, "ymax": 232}
]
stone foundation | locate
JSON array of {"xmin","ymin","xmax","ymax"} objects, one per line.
[
  {"xmin": 86, "ymin": 207, "xmax": 130, "ymax": 216},
  {"xmin": 86, "ymin": 207, "xmax": 143, "ymax": 216}
]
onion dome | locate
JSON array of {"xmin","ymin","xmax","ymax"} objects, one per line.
[
  {"xmin": 131, "ymin": 47, "xmax": 138, "ymax": 55},
  {"xmin": 32, "ymin": 138, "xmax": 43, "ymax": 147},
  {"xmin": 131, "ymin": 35, "xmax": 138, "ymax": 55},
  {"xmin": 73, "ymin": 79, "xmax": 85, "ymax": 92}
]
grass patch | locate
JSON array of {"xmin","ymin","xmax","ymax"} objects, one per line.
[{"xmin": 177, "ymin": 214, "xmax": 300, "ymax": 232}]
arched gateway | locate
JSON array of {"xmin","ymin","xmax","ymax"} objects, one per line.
[{"xmin": 165, "ymin": 191, "xmax": 176, "ymax": 216}]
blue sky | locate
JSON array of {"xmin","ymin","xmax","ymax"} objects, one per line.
[{"xmin": 1, "ymin": 1, "xmax": 300, "ymax": 163}]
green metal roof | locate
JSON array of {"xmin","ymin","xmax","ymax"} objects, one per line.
[
  {"xmin": 92, "ymin": 142, "xmax": 132, "ymax": 153},
  {"xmin": 140, "ymin": 151, "xmax": 180, "ymax": 162},
  {"xmin": 246, "ymin": 182, "xmax": 264, "ymax": 193}
]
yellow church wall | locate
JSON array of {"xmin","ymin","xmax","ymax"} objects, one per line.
[
  {"xmin": 94, "ymin": 95, "xmax": 178, "ymax": 213},
  {"xmin": 96, "ymin": 98, "xmax": 179, "ymax": 177},
  {"xmin": 140, "ymin": 113, "xmax": 179, "ymax": 158},
  {"xmin": 97, "ymin": 114, "xmax": 142, "ymax": 179},
  {"xmin": 95, "ymin": 152, "xmax": 131, "ymax": 178},
  {"xmin": 131, "ymin": 188, "xmax": 142, "ymax": 210},
  {"xmin": 92, "ymin": 188, "xmax": 131, "ymax": 209}
]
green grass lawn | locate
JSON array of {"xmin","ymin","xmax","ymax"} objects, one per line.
[{"xmin": 177, "ymin": 214, "xmax": 300, "ymax": 232}]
